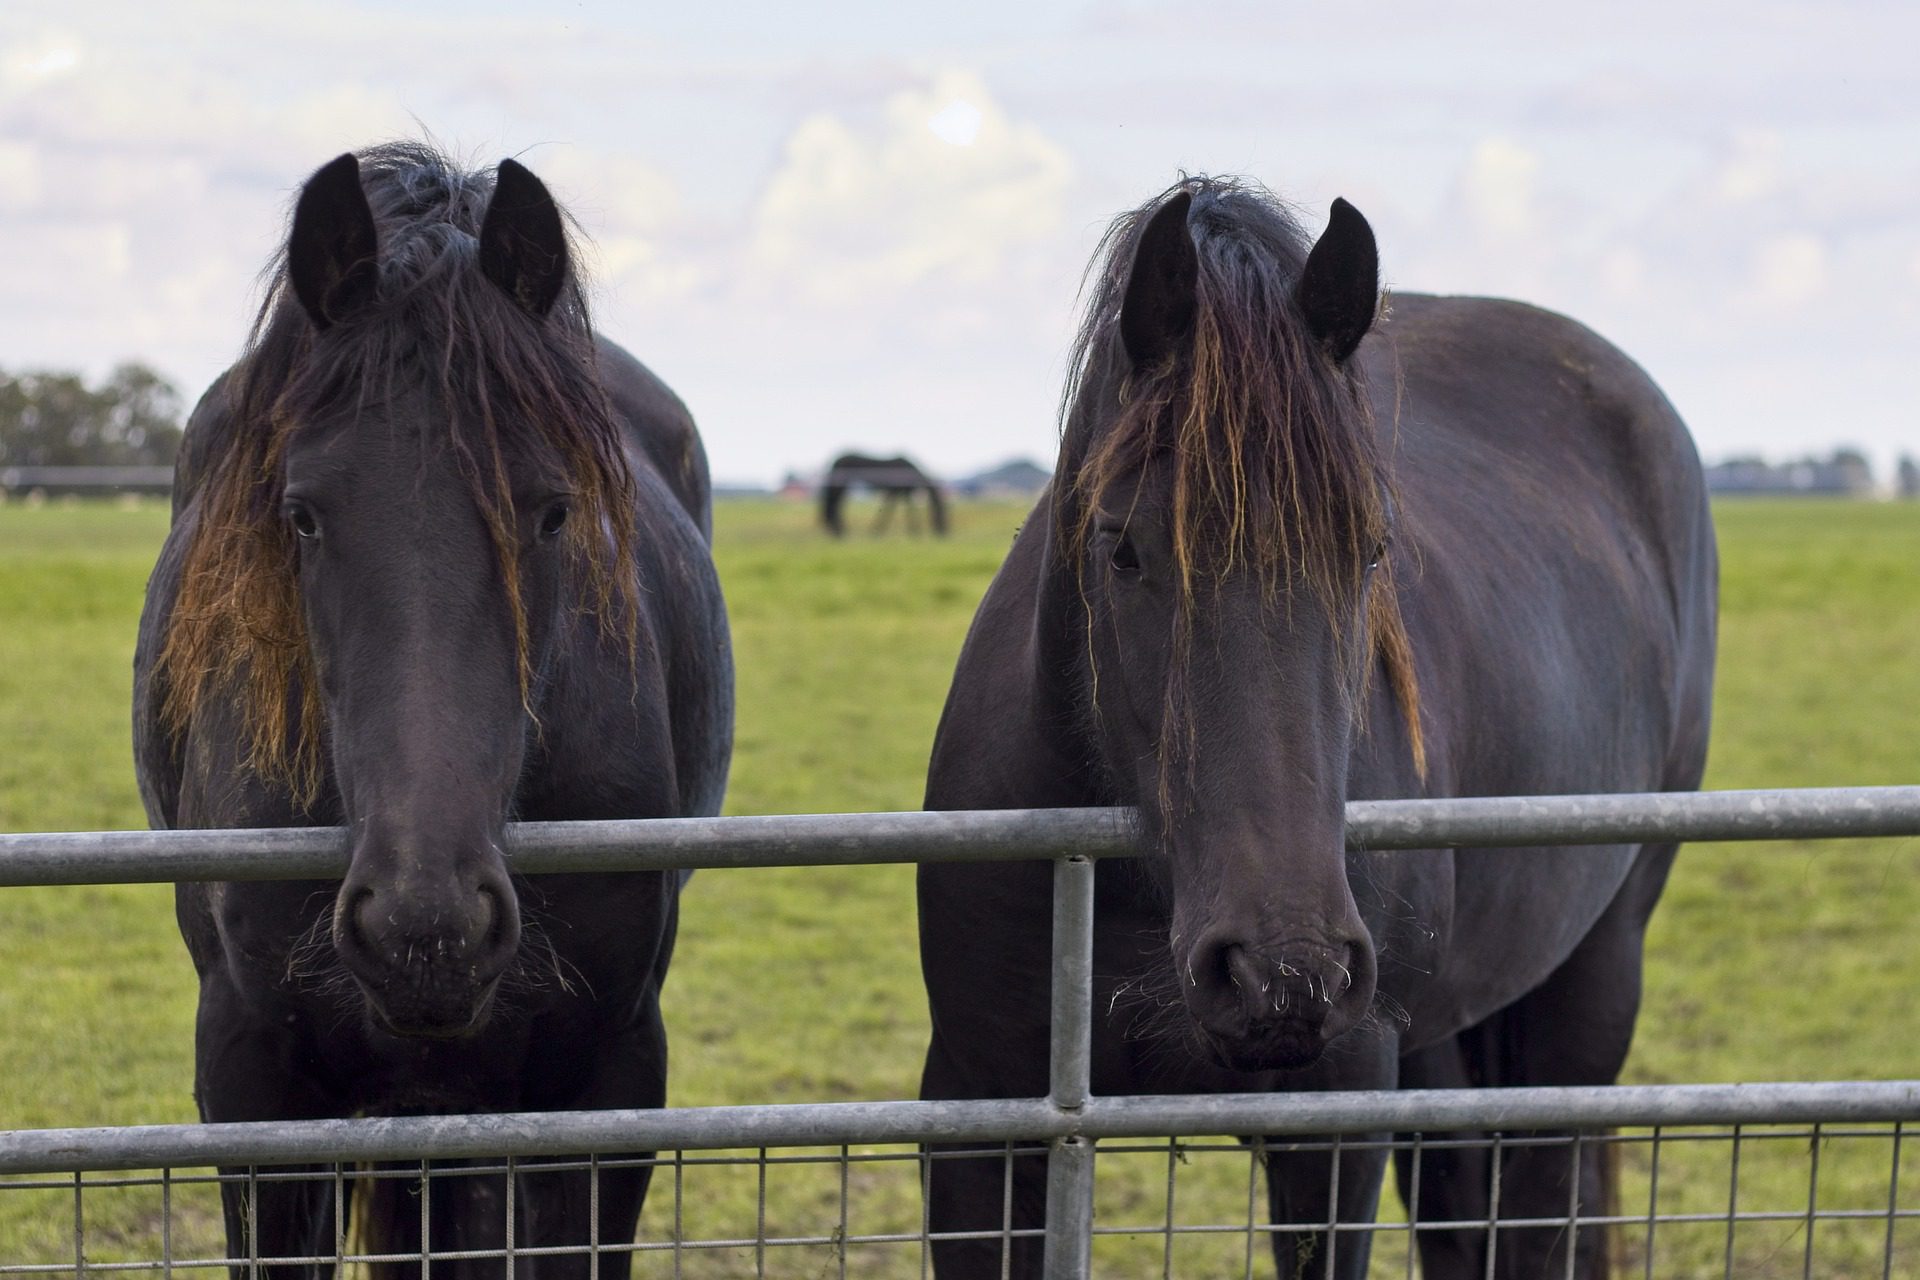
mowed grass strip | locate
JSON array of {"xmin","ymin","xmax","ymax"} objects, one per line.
[{"xmin": 0, "ymin": 497, "xmax": 1914, "ymax": 1276}]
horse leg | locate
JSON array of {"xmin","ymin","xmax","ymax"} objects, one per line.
[
  {"xmin": 193, "ymin": 975, "xmax": 342, "ymax": 1280},
  {"xmin": 508, "ymin": 997, "xmax": 670, "ymax": 1278},
  {"xmin": 1263, "ymin": 1027, "xmax": 1398, "ymax": 1280},
  {"xmin": 1477, "ymin": 843, "xmax": 1677, "ymax": 1280},
  {"xmin": 921, "ymin": 1028, "xmax": 1050, "ymax": 1279},
  {"xmin": 1392, "ymin": 1036, "xmax": 1491, "ymax": 1279}
]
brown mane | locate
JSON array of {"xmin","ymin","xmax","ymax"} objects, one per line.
[
  {"xmin": 1060, "ymin": 176, "xmax": 1425, "ymax": 802},
  {"xmin": 156, "ymin": 141, "xmax": 640, "ymax": 804}
]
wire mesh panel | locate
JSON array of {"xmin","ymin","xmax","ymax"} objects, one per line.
[
  {"xmin": 1084, "ymin": 1124, "xmax": 1915, "ymax": 1280},
  {"xmin": 1, "ymin": 1122, "xmax": 1911, "ymax": 1278},
  {"xmin": 0, "ymin": 1144, "xmax": 1047, "ymax": 1278}
]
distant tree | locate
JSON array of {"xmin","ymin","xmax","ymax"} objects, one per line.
[
  {"xmin": 0, "ymin": 363, "xmax": 184, "ymax": 467},
  {"xmin": 1899, "ymin": 455, "xmax": 1920, "ymax": 500},
  {"xmin": 1828, "ymin": 446, "xmax": 1875, "ymax": 493}
]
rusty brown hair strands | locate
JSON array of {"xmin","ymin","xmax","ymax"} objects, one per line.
[
  {"xmin": 1059, "ymin": 177, "xmax": 1426, "ymax": 811},
  {"xmin": 155, "ymin": 141, "xmax": 641, "ymax": 805}
]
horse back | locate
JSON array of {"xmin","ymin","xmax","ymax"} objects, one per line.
[
  {"xmin": 1372, "ymin": 293, "xmax": 1716, "ymax": 797},
  {"xmin": 595, "ymin": 336, "xmax": 713, "ymax": 542},
  {"xmin": 1361, "ymin": 295, "xmax": 1716, "ymax": 1036}
]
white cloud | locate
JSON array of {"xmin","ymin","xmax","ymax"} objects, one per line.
[
  {"xmin": 0, "ymin": 141, "xmax": 42, "ymax": 211},
  {"xmin": 1713, "ymin": 131, "xmax": 1782, "ymax": 205},
  {"xmin": 1746, "ymin": 233, "xmax": 1828, "ymax": 307},
  {"xmin": 1597, "ymin": 245, "xmax": 1647, "ymax": 300},
  {"xmin": 745, "ymin": 70, "xmax": 1073, "ymax": 305},
  {"xmin": 0, "ymin": 28, "xmax": 82, "ymax": 91},
  {"xmin": 1459, "ymin": 137, "xmax": 1539, "ymax": 237},
  {"xmin": 927, "ymin": 97, "xmax": 983, "ymax": 147},
  {"xmin": 528, "ymin": 149, "xmax": 695, "ymax": 306}
]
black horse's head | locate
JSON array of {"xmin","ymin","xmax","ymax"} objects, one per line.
[
  {"xmin": 161, "ymin": 145, "xmax": 639, "ymax": 1038},
  {"xmin": 1058, "ymin": 180, "xmax": 1420, "ymax": 1072}
]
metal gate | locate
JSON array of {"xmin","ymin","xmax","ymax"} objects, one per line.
[{"xmin": 2, "ymin": 786, "xmax": 1917, "ymax": 1276}]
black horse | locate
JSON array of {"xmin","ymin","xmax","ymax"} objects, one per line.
[
  {"xmin": 819, "ymin": 452, "xmax": 949, "ymax": 536},
  {"xmin": 918, "ymin": 178, "xmax": 1716, "ymax": 1278},
  {"xmin": 133, "ymin": 144, "xmax": 732, "ymax": 1277}
]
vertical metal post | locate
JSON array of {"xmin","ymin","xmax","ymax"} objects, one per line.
[
  {"xmin": 72, "ymin": 1170, "xmax": 85, "ymax": 1279},
  {"xmin": 1043, "ymin": 854, "xmax": 1097, "ymax": 1279}
]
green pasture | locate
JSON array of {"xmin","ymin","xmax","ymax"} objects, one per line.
[{"xmin": 0, "ymin": 496, "xmax": 1915, "ymax": 1276}]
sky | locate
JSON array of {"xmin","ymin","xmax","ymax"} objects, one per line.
[{"xmin": 2, "ymin": 1, "xmax": 1916, "ymax": 486}]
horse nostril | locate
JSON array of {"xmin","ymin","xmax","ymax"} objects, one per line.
[
  {"xmin": 1218, "ymin": 943, "xmax": 1257, "ymax": 992},
  {"xmin": 1335, "ymin": 943, "xmax": 1359, "ymax": 994},
  {"xmin": 1219, "ymin": 943, "xmax": 1283, "ymax": 1019},
  {"xmin": 1188, "ymin": 936, "xmax": 1266, "ymax": 1016},
  {"xmin": 339, "ymin": 885, "xmax": 376, "ymax": 949},
  {"xmin": 474, "ymin": 878, "xmax": 520, "ymax": 959}
]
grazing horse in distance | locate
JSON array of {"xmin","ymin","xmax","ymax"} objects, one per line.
[
  {"xmin": 917, "ymin": 178, "xmax": 1716, "ymax": 1278},
  {"xmin": 133, "ymin": 142, "xmax": 733, "ymax": 1277},
  {"xmin": 819, "ymin": 452, "xmax": 950, "ymax": 537}
]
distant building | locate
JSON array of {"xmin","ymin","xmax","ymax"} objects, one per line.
[
  {"xmin": 1704, "ymin": 449, "xmax": 1876, "ymax": 497},
  {"xmin": 954, "ymin": 458, "xmax": 1051, "ymax": 498},
  {"xmin": 711, "ymin": 482, "xmax": 775, "ymax": 499}
]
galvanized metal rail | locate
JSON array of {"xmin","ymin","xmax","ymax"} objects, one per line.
[
  {"xmin": 2, "ymin": 1081, "xmax": 1917, "ymax": 1176},
  {"xmin": 1, "ymin": 784, "xmax": 1916, "ymax": 886},
  {"xmin": 2, "ymin": 785, "xmax": 1917, "ymax": 1277}
]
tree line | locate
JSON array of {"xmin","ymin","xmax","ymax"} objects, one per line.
[{"xmin": 0, "ymin": 364, "xmax": 184, "ymax": 468}]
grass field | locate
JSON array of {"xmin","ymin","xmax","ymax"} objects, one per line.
[{"xmin": 0, "ymin": 495, "xmax": 1916, "ymax": 1276}]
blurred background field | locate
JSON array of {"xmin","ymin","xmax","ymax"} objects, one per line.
[{"xmin": 0, "ymin": 495, "xmax": 1915, "ymax": 1275}]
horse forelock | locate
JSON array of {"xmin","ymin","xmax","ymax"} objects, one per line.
[
  {"xmin": 157, "ymin": 140, "xmax": 642, "ymax": 804},
  {"xmin": 1058, "ymin": 176, "xmax": 1426, "ymax": 806}
]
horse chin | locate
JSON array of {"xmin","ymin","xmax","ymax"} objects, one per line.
[
  {"xmin": 1199, "ymin": 1024, "xmax": 1330, "ymax": 1074},
  {"xmin": 362, "ymin": 983, "xmax": 501, "ymax": 1042}
]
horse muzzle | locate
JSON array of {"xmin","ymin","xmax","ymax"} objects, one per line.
[
  {"xmin": 1181, "ymin": 935, "xmax": 1377, "ymax": 1072},
  {"xmin": 332, "ymin": 845, "xmax": 522, "ymax": 1039}
]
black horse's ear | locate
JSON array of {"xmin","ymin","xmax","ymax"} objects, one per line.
[
  {"xmin": 1120, "ymin": 190, "xmax": 1198, "ymax": 369},
  {"xmin": 479, "ymin": 158, "xmax": 569, "ymax": 319},
  {"xmin": 1296, "ymin": 197, "xmax": 1378, "ymax": 363},
  {"xmin": 288, "ymin": 153, "xmax": 380, "ymax": 330}
]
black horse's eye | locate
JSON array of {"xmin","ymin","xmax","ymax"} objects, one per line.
[
  {"xmin": 1107, "ymin": 531, "xmax": 1141, "ymax": 577},
  {"xmin": 537, "ymin": 501, "xmax": 571, "ymax": 540},
  {"xmin": 286, "ymin": 502, "xmax": 320, "ymax": 541},
  {"xmin": 1367, "ymin": 537, "xmax": 1390, "ymax": 573}
]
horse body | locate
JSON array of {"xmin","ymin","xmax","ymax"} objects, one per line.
[
  {"xmin": 919, "ymin": 182, "xmax": 1714, "ymax": 1277},
  {"xmin": 819, "ymin": 452, "xmax": 949, "ymax": 536},
  {"xmin": 133, "ymin": 145, "xmax": 731, "ymax": 1277}
]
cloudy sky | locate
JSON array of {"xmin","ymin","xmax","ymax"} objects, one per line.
[{"xmin": 3, "ymin": 1, "xmax": 1915, "ymax": 484}]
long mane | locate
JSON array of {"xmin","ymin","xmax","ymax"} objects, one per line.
[
  {"xmin": 156, "ymin": 141, "xmax": 640, "ymax": 803},
  {"xmin": 1059, "ymin": 176, "xmax": 1424, "ymax": 798}
]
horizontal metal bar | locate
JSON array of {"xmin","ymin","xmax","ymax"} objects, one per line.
[
  {"xmin": 0, "ymin": 1099, "xmax": 1063, "ymax": 1174},
  {"xmin": 3, "ymin": 1081, "xmax": 1915, "ymax": 1175},
  {"xmin": 1082, "ymin": 1080, "xmax": 1920, "ymax": 1138},
  {"xmin": 0, "ymin": 808, "xmax": 1132, "ymax": 886},
  {"xmin": 1343, "ymin": 785, "xmax": 1920, "ymax": 850},
  {"xmin": 2, "ymin": 786, "xmax": 1916, "ymax": 887}
]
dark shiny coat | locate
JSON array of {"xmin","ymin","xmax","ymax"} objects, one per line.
[
  {"xmin": 919, "ymin": 185, "xmax": 1715, "ymax": 1280},
  {"xmin": 133, "ymin": 148, "xmax": 731, "ymax": 1278}
]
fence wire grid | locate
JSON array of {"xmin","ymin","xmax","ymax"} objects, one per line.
[{"xmin": 2, "ymin": 1122, "xmax": 1915, "ymax": 1278}]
